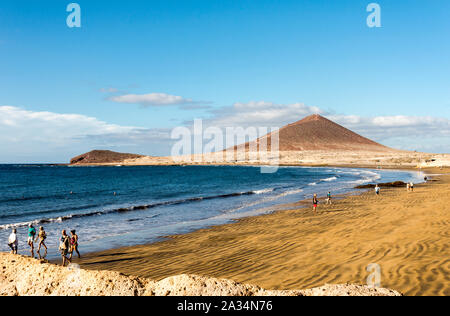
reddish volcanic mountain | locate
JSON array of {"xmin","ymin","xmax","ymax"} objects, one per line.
[
  {"xmin": 249, "ymin": 114, "xmax": 394, "ymax": 152},
  {"xmin": 70, "ymin": 150, "xmax": 144, "ymax": 165}
]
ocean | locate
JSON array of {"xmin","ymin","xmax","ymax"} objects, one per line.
[{"xmin": 0, "ymin": 165, "xmax": 424, "ymax": 258}]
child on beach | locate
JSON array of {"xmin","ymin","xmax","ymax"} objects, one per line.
[
  {"xmin": 69, "ymin": 230, "xmax": 81, "ymax": 260},
  {"xmin": 36, "ymin": 226, "xmax": 47, "ymax": 257},
  {"xmin": 8, "ymin": 229, "xmax": 18, "ymax": 255},
  {"xmin": 326, "ymin": 192, "xmax": 332, "ymax": 205},
  {"xmin": 313, "ymin": 194, "xmax": 319, "ymax": 214},
  {"xmin": 59, "ymin": 230, "xmax": 71, "ymax": 266},
  {"xmin": 27, "ymin": 224, "xmax": 36, "ymax": 257}
]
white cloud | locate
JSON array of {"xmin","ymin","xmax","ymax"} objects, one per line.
[
  {"xmin": 0, "ymin": 106, "xmax": 172, "ymax": 163},
  {"xmin": 100, "ymin": 87, "xmax": 118, "ymax": 93},
  {"xmin": 326, "ymin": 114, "xmax": 450, "ymax": 152},
  {"xmin": 0, "ymin": 106, "xmax": 134, "ymax": 143},
  {"xmin": 109, "ymin": 93, "xmax": 199, "ymax": 107},
  {"xmin": 329, "ymin": 115, "xmax": 450, "ymax": 140},
  {"xmin": 204, "ymin": 101, "xmax": 323, "ymax": 127}
]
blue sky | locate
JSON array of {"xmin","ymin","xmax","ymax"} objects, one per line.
[{"xmin": 0, "ymin": 0, "xmax": 449, "ymax": 162}]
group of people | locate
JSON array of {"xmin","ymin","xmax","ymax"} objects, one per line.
[
  {"xmin": 7, "ymin": 224, "xmax": 80, "ymax": 266},
  {"xmin": 59, "ymin": 229, "xmax": 80, "ymax": 266},
  {"xmin": 311, "ymin": 180, "xmax": 415, "ymax": 213}
]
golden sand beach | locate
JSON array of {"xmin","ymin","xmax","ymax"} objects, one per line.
[{"xmin": 78, "ymin": 168, "xmax": 449, "ymax": 296}]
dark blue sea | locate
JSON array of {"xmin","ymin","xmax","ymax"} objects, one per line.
[{"xmin": 0, "ymin": 165, "xmax": 424, "ymax": 258}]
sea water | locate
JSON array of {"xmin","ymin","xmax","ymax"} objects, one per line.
[{"xmin": 0, "ymin": 165, "xmax": 424, "ymax": 258}]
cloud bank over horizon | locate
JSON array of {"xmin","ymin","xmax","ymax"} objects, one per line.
[
  {"xmin": 0, "ymin": 103, "xmax": 449, "ymax": 163},
  {"xmin": 0, "ymin": 106, "xmax": 172, "ymax": 163}
]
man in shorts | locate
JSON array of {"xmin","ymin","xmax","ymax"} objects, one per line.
[
  {"xmin": 8, "ymin": 228, "xmax": 18, "ymax": 254},
  {"xmin": 326, "ymin": 192, "xmax": 332, "ymax": 205},
  {"xmin": 59, "ymin": 230, "xmax": 71, "ymax": 267},
  {"xmin": 27, "ymin": 224, "xmax": 36, "ymax": 258}
]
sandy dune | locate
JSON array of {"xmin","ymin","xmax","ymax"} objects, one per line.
[{"xmin": 79, "ymin": 168, "xmax": 450, "ymax": 296}]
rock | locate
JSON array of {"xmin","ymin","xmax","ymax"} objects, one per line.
[
  {"xmin": 355, "ymin": 181, "xmax": 407, "ymax": 189},
  {"xmin": 70, "ymin": 150, "xmax": 144, "ymax": 165},
  {"xmin": 0, "ymin": 253, "xmax": 401, "ymax": 296},
  {"xmin": 299, "ymin": 284, "xmax": 401, "ymax": 296}
]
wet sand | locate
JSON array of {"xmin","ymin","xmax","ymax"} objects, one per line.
[{"xmin": 79, "ymin": 168, "xmax": 450, "ymax": 296}]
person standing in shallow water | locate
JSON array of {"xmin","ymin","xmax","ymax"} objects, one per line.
[
  {"xmin": 8, "ymin": 228, "xmax": 18, "ymax": 254},
  {"xmin": 27, "ymin": 224, "xmax": 36, "ymax": 257},
  {"xmin": 69, "ymin": 230, "xmax": 81, "ymax": 260},
  {"xmin": 313, "ymin": 194, "xmax": 319, "ymax": 214},
  {"xmin": 59, "ymin": 230, "xmax": 71, "ymax": 266},
  {"xmin": 36, "ymin": 226, "xmax": 48, "ymax": 258}
]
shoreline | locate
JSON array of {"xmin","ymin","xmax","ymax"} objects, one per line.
[
  {"xmin": 62, "ymin": 166, "xmax": 423, "ymax": 257},
  {"xmin": 5, "ymin": 165, "xmax": 419, "ymax": 261},
  {"xmin": 77, "ymin": 167, "xmax": 449, "ymax": 296}
]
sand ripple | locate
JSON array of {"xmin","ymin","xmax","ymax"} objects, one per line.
[{"xmin": 80, "ymin": 170, "xmax": 450, "ymax": 296}]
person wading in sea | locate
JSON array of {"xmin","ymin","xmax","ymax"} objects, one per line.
[
  {"xmin": 69, "ymin": 230, "xmax": 81, "ymax": 260},
  {"xmin": 8, "ymin": 228, "xmax": 18, "ymax": 255},
  {"xmin": 36, "ymin": 226, "xmax": 48, "ymax": 258},
  {"xmin": 27, "ymin": 224, "xmax": 36, "ymax": 258},
  {"xmin": 59, "ymin": 230, "xmax": 71, "ymax": 267}
]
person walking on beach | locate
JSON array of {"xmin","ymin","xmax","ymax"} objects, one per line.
[
  {"xmin": 27, "ymin": 224, "xmax": 36, "ymax": 257},
  {"xmin": 69, "ymin": 230, "xmax": 81, "ymax": 260},
  {"xmin": 326, "ymin": 192, "xmax": 332, "ymax": 205},
  {"xmin": 36, "ymin": 226, "xmax": 47, "ymax": 257},
  {"xmin": 375, "ymin": 185, "xmax": 380, "ymax": 196},
  {"xmin": 8, "ymin": 229, "xmax": 18, "ymax": 254},
  {"xmin": 313, "ymin": 194, "xmax": 319, "ymax": 214},
  {"xmin": 59, "ymin": 230, "xmax": 71, "ymax": 267},
  {"xmin": 410, "ymin": 182, "xmax": 414, "ymax": 192}
]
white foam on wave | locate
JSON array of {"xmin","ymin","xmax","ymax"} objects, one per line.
[
  {"xmin": 308, "ymin": 176, "xmax": 338, "ymax": 186},
  {"xmin": 253, "ymin": 188, "xmax": 275, "ymax": 194},
  {"xmin": 221, "ymin": 188, "xmax": 303, "ymax": 214}
]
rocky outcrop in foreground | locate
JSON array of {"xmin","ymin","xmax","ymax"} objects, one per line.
[{"xmin": 0, "ymin": 253, "xmax": 401, "ymax": 296}]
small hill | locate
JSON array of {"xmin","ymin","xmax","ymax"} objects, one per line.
[
  {"xmin": 247, "ymin": 114, "xmax": 394, "ymax": 152},
  {"xmin": 70, "ymin": 150, "xmax": 144, "ymax": 165}
]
